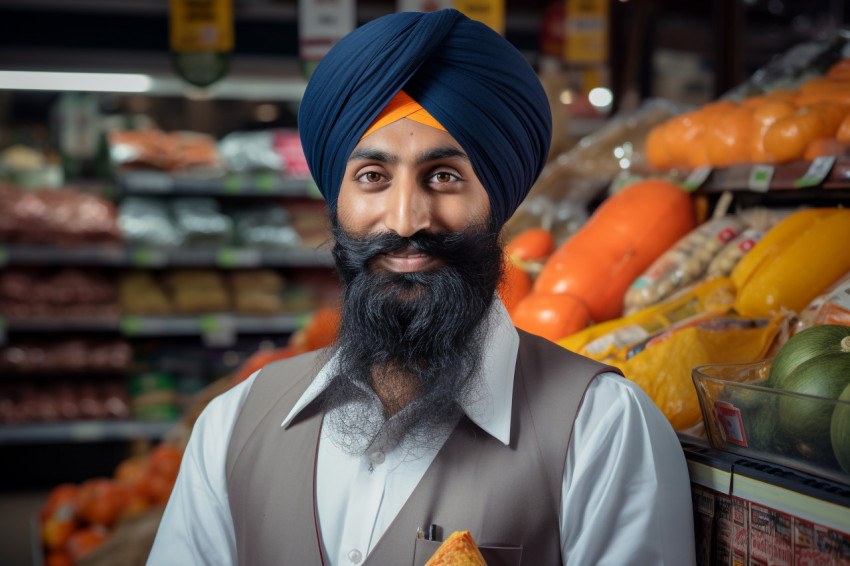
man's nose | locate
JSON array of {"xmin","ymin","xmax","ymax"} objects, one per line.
[{"xmin": 383, "ymin": 176, "xmax": 431, "ymax": 237}]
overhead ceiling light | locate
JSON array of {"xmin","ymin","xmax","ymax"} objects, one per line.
[{"xmin": 0, "ymin": 71, "xmax": 153, "ymax": 93}]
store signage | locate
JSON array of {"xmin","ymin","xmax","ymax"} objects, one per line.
[
  {"xmin": 564, "ymin": 0, "xmax": 609, "ymax": 65},
  {"xmin": 396, "ymin": 0, "xmax": 503, "ymax": 34},
  {"xmin": 170, "ymin": 0, "xmax": 234, "ymax": 87},
  {"xmin": 298, "ymin": 0, "xmax": 356, "ymax": 79}
]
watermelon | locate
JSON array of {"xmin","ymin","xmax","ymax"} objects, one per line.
[
  {"xmin": 831, "ymin": 382, "xmax": 850, "ymax": 475},
  {"xmin": 777, "ymin": 353, "xmax": 850, "ymax": 465}
]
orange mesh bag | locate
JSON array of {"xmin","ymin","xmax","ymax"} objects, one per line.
[{"xmin": 424, "ymin": 531, "xmax": 488, "ymax": 566}]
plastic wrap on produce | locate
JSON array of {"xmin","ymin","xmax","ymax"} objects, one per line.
[
  {"xmin": 118, "ymin": 196, "xmax": 182, "ymax": 246},
  {"xmin": 218, "ymin": 129, "xmax": 309, "ymax": 177},
  {"xmin": 172, "ymin": 198, "xmax": 233, "ymax": 247},
  {"xmin": 233, "ymin": 207, "xmax": 301, "ymax": 248},
  {"xmin": 218, "ymin": 130, "xmax": 281, "ymax": 173},
  {"xmin": 723, "ymin": 29, "xmax": 850, "ymax": 100}
]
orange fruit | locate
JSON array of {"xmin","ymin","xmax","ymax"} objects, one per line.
[
  {"xmin": 705, "ymin": 103, "xmax": 755, "ymax": 167},
  {"xmin": 827, "ymin": 58, "xmax": 850, "ymax": 80},
  {"xmin": 836, "ymin": 113, "xmax": 850, "ymax": 143},
  {"xmin": 645, "ymin": 123, "xmax": 674, "ymax": 171},
  {"xmin": 45, "ymin": 550, "xmax": 74, "ymax": 566},
  {"xmin": 510, "ymin": 292, "xmax": 589, "ymax": 342},
  {"xmin": 75, "ymin": 478, "xmax": 128, "ymax": 528},
  {"xmin": 149, "ymin": 444, "xmax": 182, "ymax": 480},
  {"xmin": 803, "ymin": 138, "xmax": 850, "ymax": 160},
  {"xmin": 66, "ymin": 527, "xmax": 108, "ymax": 561},
  {"xmin": 41, "ymin": 484, "xmax": 79, "ymax": 520},
  {"xmin": 41, "ymin": 515, "xmax": 76, "ymax": 550},
  {"xmin": 504, "ymin": 227, "xmax": 556, "ymax": 262},
  {"xmin": 750, "ymin": 99, "xmax": 797, "ymax": 162},
  {"xmin": 498, "ymin": 259, "xmax": 532, "ymax": 314},
  {"xmin": 763, "ymin": 102, "xmax": 847, "ymax": 162}
]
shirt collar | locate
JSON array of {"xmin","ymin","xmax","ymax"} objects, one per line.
[{"xmin": 280, "ymin": 298, "xmax": 519, "ymax": 446}]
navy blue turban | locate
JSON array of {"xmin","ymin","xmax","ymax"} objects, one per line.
[{"xmin": 298, "ymin": 9, "xmax": 552, "ymax": 228}]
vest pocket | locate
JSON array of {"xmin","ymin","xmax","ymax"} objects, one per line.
[{"xmin": 412, "ymin": 537, "xmax": 522, "ymax": 566}]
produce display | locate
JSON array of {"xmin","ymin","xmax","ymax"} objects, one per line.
[
  {"xmin": 38, "ymin": 443, "xmax": 183, "ymax": 565},
  {"xmin": 0, "ymin": 268, "xmax": 120, "ymax": 319},
  {"xmin": 645, "ymin": 58, "xmax": 850, "ymax": 169}
]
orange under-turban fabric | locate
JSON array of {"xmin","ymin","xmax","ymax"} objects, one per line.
[{"xmin": 360, "ymin": 90, "xmax": 447, "ymax": 139}]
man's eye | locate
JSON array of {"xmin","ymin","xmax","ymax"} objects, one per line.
[
  {"xmin": 431, "ymin": 171, "xmax": 458, "ymax": 184},
  {"xmin": 359, "ymin": 171, "xmax": 383, "ymax": 183}
]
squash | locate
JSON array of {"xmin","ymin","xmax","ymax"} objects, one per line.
[
  {"xmin": 767, "ymin": 324, "xmax": 850, "ymax": 388},
  {"xmin": 534, "ymin": 179, "xmax": 695, "ymax": 323},
  {"xmin": 504, "ymin": 227, "xmax": 556, "ymax": 262},
  {"xmin": 831, "ymin": 382, "xmax": 850, "ymax": 474},
  {"xmin": 734, "ymin": 208, "xmax": 850, "ymax": 317},
  {"xmin": 777, "ymin": 353, "xmax": 850, "ymax": 464},
  {"xmin": 730, "ymin": 208, "xmax": 832, "ymax": 292}
]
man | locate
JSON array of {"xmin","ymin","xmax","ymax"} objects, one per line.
[{"xmin": 148, "ymin": 9, "xmax": 695, "ymax": 565}]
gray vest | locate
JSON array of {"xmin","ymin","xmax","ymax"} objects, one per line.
[{"xmin": 226, "ymin": 329, "xmax": 621, "ymax": 566}]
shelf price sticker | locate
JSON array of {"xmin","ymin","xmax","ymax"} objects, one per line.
[
  {"xmin": 224, "ymin": 174, "xmax": 244, "ymax": 194},
  {"xmin": 217, "ymin": 247, "xmax": 262, "ymax": 268},
  {"xmin": 200, "ymin": 314, "xmax": 236, "ymax": 347},
  {"xmin": 794, "ymin": 155, "xmax": 836, "ymax": 188},
  {"xmin": 120, "ymin": 316, "xmax": 142, "ymax": 337},
  {"xmin": 748, "ymin": 164, "xmax": 774, "ymax": 193},
  {"xmin": 131, "ymin": 247, "xmax": 168, "ymax": 268},
  {"xmin": 70, "ymin": 422, "xmax": 106, "ymax": 442},
  {"xmin": 714, "ymin": 401, "xmax": 748, "ymax": 447},
  {"xmin": 682, "ymin": 165, "xmax": 713, "ymax": 192},
  {"xmin": 255, "ymin": 173, "xmax": 276, "ymax": 194}
]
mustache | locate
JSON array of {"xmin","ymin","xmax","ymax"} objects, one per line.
[{"xmin": 330, "ymin": 220, "xmax": 500, "ymax": 276}]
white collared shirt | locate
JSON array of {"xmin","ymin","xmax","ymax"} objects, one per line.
[{"xmin": 148, "ymin": 300, "xmax": 696, "ymax": 565}]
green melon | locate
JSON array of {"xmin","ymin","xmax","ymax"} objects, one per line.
[
  {"xmin": 768, "ymin": 325, "xmax": 850, "ymax": 389},
  {"xmin": 777, "ymin": 353, "xmax": 850, "ymax": 465},
  {"xmin": 831, "ymin": 382, "xmax": 850, "ymax": 475}
]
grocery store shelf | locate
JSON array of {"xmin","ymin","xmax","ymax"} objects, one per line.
[
  {"xmin": 692, "ymin": 156, "xmax": 850, "ymax": 198},
  {"xmin": 0, "ymin": 419, "xmax": 176, "ymax": 445},
  {"xmin": 1, "ymin": 244, "xmax": 334, "ymax": 268},
  {"xmin": 117, "ymin": 170, "xmax": 320, "ymax": 197},
  {"xmin": 3, "ymin": 313, "xmax": 308, "ymax": 337}
]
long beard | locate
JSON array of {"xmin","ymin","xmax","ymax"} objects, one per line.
[{"xmin": 320, "ymin": 215, "xmax": 504, "ymax": 455}]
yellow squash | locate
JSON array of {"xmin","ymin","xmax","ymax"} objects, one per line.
[
  {"xmin": 730, "ymin": 207, "xmax": 833, "ymax": 291},
  {"xmin": 735, "ymin": 208, "xmax": 850, "ymax": 317}
]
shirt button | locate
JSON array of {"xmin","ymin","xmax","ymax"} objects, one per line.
[
  {"xmin": 348, "ymin": 549, "xmax": 363, "ymax": 563},
  {"xmin": 369, "ymin": 451, "xmax": 385, "ymax": 465}
]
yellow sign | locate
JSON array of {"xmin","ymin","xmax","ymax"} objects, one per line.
[
  {"xmin": 170, "ymin": 0, "xmax": 234, "ymax": 53},
  {"xmin": 564, "ymin": 0, "xmax": 609, "ymax": 64},
  {"xmin": 454, "ymin": 0, "xmax": 505, "ymax": 35}
]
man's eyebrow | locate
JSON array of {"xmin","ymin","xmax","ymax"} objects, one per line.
[
  {"xmin": 347, "ymin": 148, "xmax": 398, "ymax": 164},
  {"xmin": 417, "ymin": 146, "xmax": 469, "ymax": 164}
]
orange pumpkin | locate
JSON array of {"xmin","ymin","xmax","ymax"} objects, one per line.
[
  {"xmin": 534, "ymin": 179, "xmax": 695, "ymax": 322},
  {"xmin": 750, "ymin": 99, "xmax": 797, "ymax": 162},
  {"xmin": 705, "ymin": 103, "xmax": 755, "ymax": 167},
  {"xmin": 504, "ymin": 227, "xmax": 556, "ymax": 262},
  {"xmin": 510, "ymin": 292, "xmax": 589, "ymax": 342},
  {"xmin": 498, "ymin": 259, "xmax": 533, "ymax": 314},
  {"xmin": 763, "ymin": 102, "xmax": 847, "ymax": 162}
]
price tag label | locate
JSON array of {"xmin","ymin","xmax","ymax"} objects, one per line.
[
  {"xmin": 255, "ymin": 173, "xmax": 276, "ymax": 194},
  {"xmin": 200, "ymin": 314, "xmax": 236, "ymax": 347},
  {"xmin": 131, "ymin": 247, "xmax": 168, "ymax": 268},
  {"xmin": 794, "ymin": 155, "xmax": 836, "ymax": 188},
  {"xmin": 120, "ymin": 316, "xmax": 142, "ymax": 336},
  {"xmin": 217, "ymin": 247, "xmax": 262, "ymax": 268},
  {"xmin": 224, "ymin": 174, "xmax": 244, "ymax": 194},
  {"xmin": 682, "ymin": 165, "xmax": 712, "ymax": 192},
  {"xmin": 747, "ymin": 165, "xmax": 774, "ymax": 193},
  {"xmin": 70, "ymin": 422, "xmax": 105, "ymax": 441},
  {"xmin": 714, "ymin": 401, "xmax": 748, "ymax": 447}
]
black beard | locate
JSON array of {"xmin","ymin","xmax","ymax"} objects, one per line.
[{"xmin": 320, "ymin": 214, "xmax": 504, "ymax": 455}]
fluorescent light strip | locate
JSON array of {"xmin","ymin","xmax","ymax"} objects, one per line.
[{"xmin": 0, "ymin": 71, "xmax": 152, "ymax": 93}]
